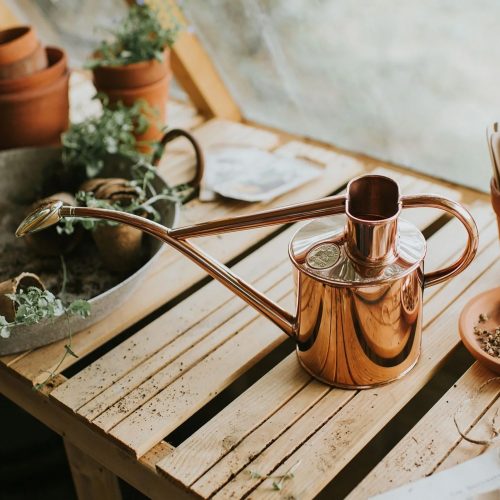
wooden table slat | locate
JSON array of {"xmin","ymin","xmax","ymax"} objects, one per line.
[
  {"xmin": 109, "ymin": 289, "xmax": 294, "ymax": 456},
  {"xmin": 348, "ymin": 363, "xmax": 500, "ymax": 499},
  {"xmin": 95, "ymin": 277, "xmax": 293, "ymax": 433},
  {"xmin": 158, "ymin": 353, "xmax": 312, "ymax": 486},
  {"xmin": 82, "ymin": 261, "xmax": 292, "ymax": 423}
]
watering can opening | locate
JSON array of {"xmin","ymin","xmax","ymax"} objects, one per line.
[
  {"xmin": 347, "ymin": 175, "xmax": 400, "ymax": 222},
  {"xmin": 345, "ymin": 176, "xmax": 401, "ymax": 265}
]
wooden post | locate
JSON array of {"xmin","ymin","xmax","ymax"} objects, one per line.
[
  {"xmin": 64, "ymin": 439, "xmax": 122, "ymax": 500},
  {"xmin": 146, "ymin": 0, "xmax": 242, "ymax": 121}
]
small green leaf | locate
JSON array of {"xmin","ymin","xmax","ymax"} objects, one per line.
[
  {"xmin": 0, "ymin": 324, "xmax": 11, "ymax": 339},
  {"xmin": 67, "ymin": 300, "xmax": 91, "ymax": 318}
]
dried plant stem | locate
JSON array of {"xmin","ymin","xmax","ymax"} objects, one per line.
[{"xmin": 453, "ymin": 377, "xmax": 500, "ymax": 451}]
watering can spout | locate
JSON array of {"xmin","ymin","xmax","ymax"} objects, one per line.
[{"xmin": 16, "ymin": 195, "xmax": 348, "ymax": 338}]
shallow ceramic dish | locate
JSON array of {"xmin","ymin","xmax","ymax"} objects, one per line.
[
  {"xmin": 459, "ymin": 287, "xmax": 500, "ymax": 374},
  {"xmin": 0, "ymin": 146, "xmax": 179, "ymax": 355}
]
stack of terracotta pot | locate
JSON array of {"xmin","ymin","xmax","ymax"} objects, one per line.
[{"xmin": 0, "ymin": 26, "xmax": 69, "ymax": 150}]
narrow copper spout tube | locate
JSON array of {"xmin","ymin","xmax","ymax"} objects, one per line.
[
  {"xmin": 169, "ymin": 194, "xmax": 347, "ymax": 239},
  {"xmin": 59, "ymin": 206, "xmax": 296, "ymax": 336}
]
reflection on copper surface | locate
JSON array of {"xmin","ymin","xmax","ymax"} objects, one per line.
[{"xmin": 16, "ymin": 174, "xmax": 479, "ymax": 388}]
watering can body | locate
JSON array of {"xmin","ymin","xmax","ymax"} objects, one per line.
[
  {"xmin": 17, "ymin": 174, "xmax": 479, "ymax": 388},
  {"xmin": 290, "ymin": 216, "xmax": 425, "ymax": 387}
]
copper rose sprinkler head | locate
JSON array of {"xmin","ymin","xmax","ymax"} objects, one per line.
[
  {"xmin": 17, "ymin": 175, "xmax": 479, "ymax": 388},
  {"xmin": 16, "ymin": 200, "xmax": 65, "ymax": 237}
]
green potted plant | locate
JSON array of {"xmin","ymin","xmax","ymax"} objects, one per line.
[
  {"xmin": 87, "ymin": 3, "xmax": 179, "ymax": 145},
  {"xmin": 61, "ymin": 96, "xmax": 152, "ymax": 178}
]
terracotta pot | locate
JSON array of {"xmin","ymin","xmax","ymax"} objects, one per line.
[
  {"xmin": 0, "ymin": 272, "xmax": 45, "ymax": 322},
  {"xmin": 0, "ymin": 26, "xmax": 47, "ymax": 79},
  {"xmin": 80, "ymin": 178, "xmax": 139, "ymax": 202},
  {"xmin": 93, "ymin": 50, "xmax": 170, "ymax": 145},
  {"xmin": 92, "ymin": 49, "xmax": 170, "ymax": 89},
  {"xmin": 0, "ymin": 70, "xmax": 69, "ymax": 150},
  {"xmin": 491, "ymin": 177, "xmax": 500, "ymax": 240},
  {"xmin": 80, "ymin": 177, "xmax": 144, "ymax": 274},
  {"xmin": 24, "ymin": 192, "xmax": 83, "ymax": 256},
  {"xmin": 93, "ymin": 223, "xmax": 144, "ymax": 275},
  {"xmin": 0, "ymin": 47, "xmax": 66, "ymax": 94},
  {"xmin": 0, "ymin": 42, "xmax": 48, "ymax": 80},
  {"xmin": 103, "ymin": 75, "xmax": 169, "ymax": 146}
]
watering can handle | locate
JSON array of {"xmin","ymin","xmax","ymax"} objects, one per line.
[
  {"xmin": 152, "ymin": 128, "xmax": 205, "ymax": 191},
  {"xmin": 401, "ymin": 194, "xmax": 479, "ymax": 287}
]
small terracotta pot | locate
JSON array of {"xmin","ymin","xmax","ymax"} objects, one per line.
[
  {"xmin": 92, "ymin": 49, "xmax": 170, "ymax": 89},
  {"xmin": 0, "ymin": 26, "xmax": 47, "ymax": 79},
  {"xmin": 0, "ymin": 26, "xmax": 38, "ymax": 65},
  {"xmin": 24, "ymin": 192, "xmax": 83, "ymax": 256},
  {"xmin": 92, "ymin": 50, "xmax": 170, "ymax": 145},
  {"xmin": 80, "ymin": 178, "xmax": 144, "ymax": 274},
  {"xmin": 103, "ymin": 75, "xmax": 169, "ymax": 145},
  {"xmin": 93, "ymin": 223, "xmax": 144, "ymax": 275},
  {"xmin": 0, "ymin": 47, "xmax": 66, "ymax": 94},
  {"xmin": 0, "ymin": 70, "xmax": 69, "ymax": 150},
  {"xmin": 0, "ymin": 272, "xmax": 45, "ymax": 322},
  {"xmin": 80, "ymin": 178, "xmax": 139, "ymax": 202},
  {"xmin": 0, "ymin": 42, "xmax": 48, "ymax": 80},
  {"xmin": 491, "ymin": 178, "xmax": 500, "ymax": 240}
]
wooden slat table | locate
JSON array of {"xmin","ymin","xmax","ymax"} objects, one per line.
[{"xmin": 0, "ymin": 101, "xmax": 498, "ymax": 499}]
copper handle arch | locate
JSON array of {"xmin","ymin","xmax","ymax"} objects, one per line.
[
  {"xmin": 401, "ymin": 194, "xmax": 479, "ymax": 287},
  {"xmin": 152, "ymin": 128, "xmax": 205, "ymax": 191}
]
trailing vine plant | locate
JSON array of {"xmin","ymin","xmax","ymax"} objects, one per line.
[{"xmin": 0, "ymin": 257, "xmax": 91, "ymax": 390}]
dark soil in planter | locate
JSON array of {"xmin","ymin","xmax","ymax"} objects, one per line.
[{"xmin": 0, "ymin": 201, "xmax": 149, "ymax": 302}]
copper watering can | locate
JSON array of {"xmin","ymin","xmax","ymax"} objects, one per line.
[{"xmin": 16, "ymin": 174, "xmax": 478, "ymax": 388}]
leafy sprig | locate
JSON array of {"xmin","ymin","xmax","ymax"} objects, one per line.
[
  {"xmin": 61, "ymin": 97, "xmax": 156, "ymax": 178},
  {"xmin": 87, "ymin": 4, "xmax": 179, "ymax": 68},
  {"xmin": 0, "ymin": 287, "xmax": 90, "ymax": 339}
]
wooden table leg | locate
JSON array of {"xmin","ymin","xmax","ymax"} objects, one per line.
[{"xmin": 64, "ymin": 439, "xmax": 122, "ymax": 500}]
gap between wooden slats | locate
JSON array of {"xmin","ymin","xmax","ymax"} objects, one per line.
[
  {"xmin": 107, "ymin": 187, "xmax": 479, "ymax": 459},
  {"xmin": 231, "ymin": 253, "xmax": 499, "ymax": 499},
  {"xmin": 347, "ymin": 363, "xmax": 499, "ymax": 500},
  {"xmin": 156, "ymin": 206, "xmax": 496, "ymax": 495},
  {"xmin": 6, "ymin": 126, "xmax": 364, "ymax": 384}
]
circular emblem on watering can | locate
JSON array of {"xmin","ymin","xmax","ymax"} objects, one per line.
[{"xmin": 306, "ymin": 243, "xmax": 340, "ymax": 269}]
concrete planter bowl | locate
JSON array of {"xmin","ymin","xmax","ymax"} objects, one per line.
[{"xmin": 0, "ymin": 146, "xmax": 179, "ymax": 355}]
